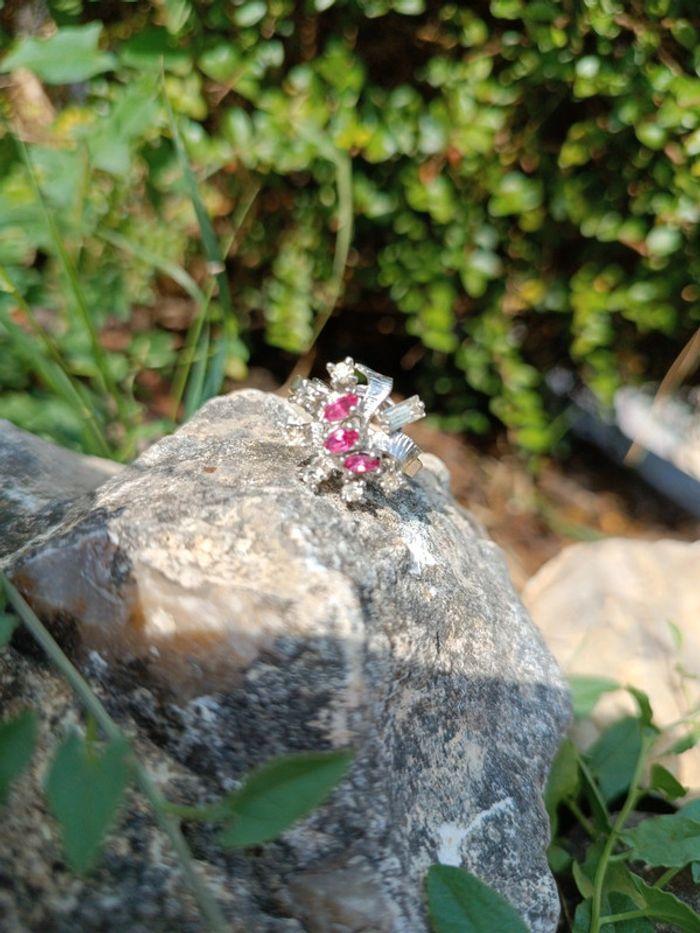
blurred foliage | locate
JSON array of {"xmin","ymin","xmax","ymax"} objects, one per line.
[{"xmin": 1, "ymin": 0, "xmax": 700, "ymax": 455}]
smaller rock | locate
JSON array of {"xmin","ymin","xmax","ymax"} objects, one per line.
[{"xmin": 523, "ymin": 537, "xmax": 700, "ymax": 790}]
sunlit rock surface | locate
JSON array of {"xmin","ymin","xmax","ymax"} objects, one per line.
[
  {"xmin": 525, "ymin": 537, "xmax": 700, "ymax": 790},
  {"xmin": 1, "ymin": 391, "xmax": 570, "ymax": 931}
]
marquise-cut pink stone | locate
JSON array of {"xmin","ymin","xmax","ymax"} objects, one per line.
[
  {"xmin": 323, "ymin": 393, "xmax": 359, "ymax": 422},
  {"xmin": 324, "ymin": 427, "xmax": 360, "ymax": 454},
  {"xmin": 344, "ymin": 453, "xmax": 381, "ymax": 474}
]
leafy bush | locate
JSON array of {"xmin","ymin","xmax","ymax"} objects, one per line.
[{"xmin": 1, "ymin": 0, "xmax": 699, "ymax": 454}]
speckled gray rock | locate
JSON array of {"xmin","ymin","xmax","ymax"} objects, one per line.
[
  {"xmin": 0, "ymin": 419, "xmax": 123, "ymax": 559},
  {"xmin": 2, "ymin": 390, "xmax": 570, "ymax": 932}
]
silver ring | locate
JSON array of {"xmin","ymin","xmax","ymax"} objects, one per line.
[{"xmin": 288, "ymin": 357, "xmax": 425, "ymax": 503}]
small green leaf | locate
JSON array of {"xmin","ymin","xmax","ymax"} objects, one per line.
[
  {"xmin": 547, "ymin": 842, "xmax": 572, "ymax": 874},
  {"xmin": 587, "ymin": 717, "xmax": 642, "ymax": 802},
  {"xmin": 0, "ymin": 709, "xmax": 38, "ymax": 805},
  {"xmin": 667, "ymin": 731, "xmax": 700, "ymax": 755},
  {"xmin": 569, "ymin": 676, "xmax": 619, "ymax": 718},
  {"xmin": 623, "ymin": 815, "xmax": 700, "ymax": 869},
  {"xmin": 0, "ymin": 613, "xmax": 17, "ymax": 648},
  {"xmin": 692, "ymin": 862, "xmax": 700, "ymax": 884},
  {"xmin": 626, "ymin": 687, "xmax": 655, "ymax": 728},
  {"xmin": 650, "ymin": 764, "xmax": 686, "ymax": 801},
  {"xmin": 572, "ymin": 859, "xmax": 594, "ymax": 898},
  {"xmin": 45, "ymin": 731, "xmax": 131, "ymax": 873},
  {"xmin": 217, "ymin": 749, "xmax": 353, "ymax": 848},
  {"xmin": 425, "ymin": 864, "xmax": 529, "ymax": 933},
  {"xmin": 629, "ymin": 873, "xmax": 700, "ymax": 931},
  {"xmin": 1, "ymin": 24, "xmax": 115, "ymax": 84},
  {"xmin": 234, "ymin": 1, "xmax": 267, "ymax": 27}
]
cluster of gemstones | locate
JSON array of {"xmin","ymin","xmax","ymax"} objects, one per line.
[{"xmin": 289, "ymin": 358, "xmax": 404, "ymax": 503}]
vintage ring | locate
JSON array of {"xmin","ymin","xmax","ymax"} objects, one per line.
[{"xmin": 288, "ymin": 357, "xmax": 425, "ymax": 503}]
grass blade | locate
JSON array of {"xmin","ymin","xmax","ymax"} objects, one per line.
[
  {"xmin": 0, "ymin": 264, "xmax": 111, "ymax": 457},
  {"xmin": 16, "ymin": 137, "xmax": 131, "ymax": 427},
  {"xmin": 163, "ymin": 87, "xmax": 238, "ymax": 404},
  {"xmin": 97, "ymin": 229, "xmax": 208, "ymax": 308}
]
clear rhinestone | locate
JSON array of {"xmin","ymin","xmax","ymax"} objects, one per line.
[
  {"xmin": 327, "ymin": 357, "xmax": 358, "ymax": 390},
  {"xmin": 286, "ymin": 421, "xmax": 312, "ymax": 445},
  {"xmin": 378, "ymin": 468, "xmax": 403, "ymax": 493},
  {"xmin": 301, "ymin": 456, "xmax": 335, "ymax": 489},
  {"xmin": 341, "ymin": 479, "xmax": 366, "ymax": 503},
  {"xmin": 290, "ymin": 378, "xmax": 329, "ymax": 415}
]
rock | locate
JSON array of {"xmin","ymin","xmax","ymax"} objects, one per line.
[
  {"xmin": 523, "ymin": 538, "xmax": 700, "ymax": 790},
  {"xmin": 0, "ymin": 419, "xmax": 123, "ymax": 559},
  {"xmin": 1, "ymin": 390, "xmax": 570, "ymax": 931}
]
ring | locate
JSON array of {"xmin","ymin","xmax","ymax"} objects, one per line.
[{"xmin": 288, "ymin": 357, "xmax": 425, "ymax": 503}]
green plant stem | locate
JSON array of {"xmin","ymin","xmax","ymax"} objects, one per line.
[
  {"xmin": 599, "ymin": 909, "xmax": 648, "ymax": 924},
  {"xmin": 589, "ymin": 733, "xmax": 654, "ymax": 933},
  {"xmin": 1, "ymin": 575, "xmax": 229, "ymax": 933},
  {"xmin": 565, "ymin": 799, "xmax": 596, "ymax": 840},
  {"xmin": 574, "ymin": 749, "xmax": 612, "ymax": 832},
  {"xmin": 307, "ymin": 151, "xmax": 353, "ymax": 349},
  {"xmin": 654, "ymin": 866, "xmax": 682, "ymax": 889}
]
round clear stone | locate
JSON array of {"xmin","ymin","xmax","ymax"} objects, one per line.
[
  {"xmin": 286, "ymin": 421, "xmax": 312, "ymax": 445},
  {"xmin": 301, "ymin": 456, "xmax": 335, "ymax": 489},
  {"xmin": 341, "ymin": 479, "xmax": 366, "ymax": 503},
  {"xmin": 378, "ymin": 468, "xmax": 403, "ymax": 493},
  {"xmin": 327, "ymin": 358, "xmax": 358, "ymax": 390}
]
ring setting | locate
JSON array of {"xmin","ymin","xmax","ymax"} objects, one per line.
[{"xmin": 288, "ymin": 358, "xmax": 426, "ymax": 503}]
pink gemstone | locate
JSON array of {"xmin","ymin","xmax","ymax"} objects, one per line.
[
  {"xmin": 344, "ymin": 453, "xmax": 381, "ymax": 475},
  {"xmin": 324, "ymin": 427, "xmax": 360, "ymax": 454},
  {"xmin": 323, "ymin": 393, "xmax": 359, "ymax": 422}
]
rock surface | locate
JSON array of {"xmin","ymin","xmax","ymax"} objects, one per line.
[
  {"xmin": 1, "ymin": 390, "xmax": 570, "ymax": 931},
  {"xmin": 523, "ymin": 538, "xmax": 700, "ymax": 790},
  {"xmin": 0, "ymin": 419, "xmax": 123, "ymax": 559}
]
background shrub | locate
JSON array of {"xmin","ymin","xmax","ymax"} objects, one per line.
[{"xmin": 1, "ymin": 0, "xmax": 699, "ymax": 455}]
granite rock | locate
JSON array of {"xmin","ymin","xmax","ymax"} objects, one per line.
[
  {"xmin": 0, "ymin": 419, "xmax": 123, "ymax": 559},
  {"xmin": 1, "ymin": 390, "xmax": 570, "ymax": 931}
]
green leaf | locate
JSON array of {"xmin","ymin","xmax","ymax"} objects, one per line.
[
  {"xmin": 234, "ymin": 2, "xmax": 268, "ymax": 27},
  {"xmin": 573, "ymin": 858, "xmax": 595, "ymax": 898},
  {"xmin": 649, "ymin": 763, "xmax": 686, "ymax": 801},
  {"xmin": 163, "ymin": 89, "xmax": 236, "ymax": 407},
  {"xmin": 544, "ymin": 738, "xmax": 579, "ymax": 830},
  {"xmin": 586, "ymin": 717, "xmax": 642, "ymax": 802},
  {"xmin": 425, "ymin": 864, "xmax": 529, "ymax": 933},
  {"xmin": 217, "ymin": 750, "xmax": 352, "ymax": 848},
  {"xmin": 1, "ymin": 24, "xmax": 115, "ymax": 84},
  {"xmin": 547, "ymin": 842, "xmax": 571, "ymax": 873},
  {"xmin": 0, "ymin": 612, "xmax": 17, "ymax": 648},
  {"xmin": 569, "ymin": 675, "xmax": 619, "ymax": 718},
  {"xmin": 667, "ymin": 731, "xmax": 700, "ymax": 756},
  {"xmin": 45, "ymin": 731, "xmax": 131, "ymax": 873},
  {"xmin": 0, "ymin": 709, "xmax": 38, "ymax": 805},
  {"xmin": 629, "ymin": 873, "xmax": 700, "ymax": 931},
  {"xmin": 623, "ymin": 815, "xmax": 700, "ymax": 869},
  {"xmin": 626, "ymin": 686, "xmax": 655, "ymax": 728}
]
